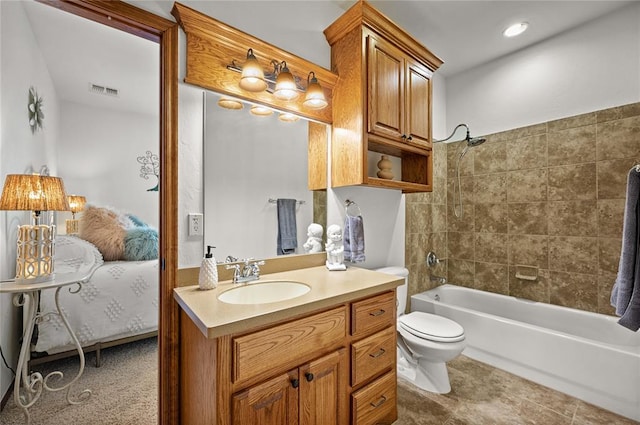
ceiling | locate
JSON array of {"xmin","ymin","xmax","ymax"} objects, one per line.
[{"xmin": 20, "ymin": 0, "xmax": 634, "ymax": 116}]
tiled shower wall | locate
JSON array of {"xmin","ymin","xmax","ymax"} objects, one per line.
[{"xmin": 406, "ymin": 102, "xmax": 640, "ymax": 315}]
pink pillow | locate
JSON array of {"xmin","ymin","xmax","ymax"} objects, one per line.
[{"xmin": 78, "ymin": 205, "xmax": 132, "ymax": 261}]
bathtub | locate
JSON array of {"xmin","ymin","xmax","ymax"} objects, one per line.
[{"xmin": 411, "ymin": 284, "xmax": 640, "ymax": 421}]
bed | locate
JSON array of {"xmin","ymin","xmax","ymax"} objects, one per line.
[{"xmin": 28, "ymin": 228, "xmax": 159, "ymax": 368}]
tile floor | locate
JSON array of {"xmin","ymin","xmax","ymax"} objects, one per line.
[{"xmin": 395, "ymin": 355, "xmax": 639, "ymax": 425}]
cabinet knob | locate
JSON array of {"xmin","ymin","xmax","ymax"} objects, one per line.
[
  {"xmin": 407, "ymin": 135, "xmax": 413, "ymax": 141},
  {"xmin": 401, "ymin": 134, "xmax": 407, "ymax": 140},
  {"xmin": 305, "ymin": 372, "xmax": 314, "ymax": 382},
  {"xmin": 291, "ymin": 378, "xmax": 299, "ymax": 388}
]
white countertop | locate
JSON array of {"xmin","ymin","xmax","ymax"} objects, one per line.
[{"xmin": 174, "ymin": 265, "xmax": 402, "ymax": 338}]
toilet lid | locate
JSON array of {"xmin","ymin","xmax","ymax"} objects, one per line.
[{"xmin": 399, "ymin": 312, "xmax": 465, "ymax": 342}]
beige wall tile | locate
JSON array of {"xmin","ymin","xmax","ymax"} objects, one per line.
[
  {"xmin": 507, "ymin": 134, "xmax": 547, "ymax": 171},
  {"xmin": 549, "ymin": 270, "xmax": 597, "ymax": 312},
  {"xmin": 433, "ymin": 143, "xmax": 448, "ymax": 178},
  {"xmin": 447, "ymin": 141, "xmax": 474, "ymax": 177},
  {"xmin": 508, "ymin": 202, "xmax": 548, "ymax": 235},
  {"xmin": 597, "ymin": 158, "xmax": 639, "ymax": 199},
  {"xmin": 507, "ymin": 168, "xmax": 548, "ymax": 203},
  {"xmin": 447, "ymin": 259, "xmax": 475, "ymax": 286},
  {"xmin": 547, "ymin": 200, "xmax": 597, "ymax": 237},
  {"xmin": 406, "ymin": 202, "xmax": 431, "ymax": 234},
  {"xmin": 509, "ymin": 234, "xmax": 549, "ymax": 268},
  {"xmin": 475, "ymin": 172, "xmax": 507, "ymax": 204},
  {"xmin": 474, "ymin": 262, "xmax": 509, "ymax": 294},
  {"xmin": 475, "ymin": 233, "xmax": 508, "ymax": 264},
  {"xmin": 448, "ymin": 176, "xmax": 475, "ymax": 206},
  {"xmin": 474, "ymin": 140, "xmax": 507, "ymax": 175},
  {"xmin": 547, "ymin": 111, "xmax": 597, "ymax": 132},
  {"xmin": 596, "ymin": 115, "xmax": 640, "ymax": 161},
  {"xmin": 548, "ymin": 163, "xmax": 596, "ymax": 201},
  {"xmin": 598, "ymin": 237, "xmax": 621, "ymax": 274},
  {"xmin": 430, "ymin": 176, "xmax": 447, "ymax": 205},
  {"xmin": 475, "ymin": 203, "xmax": 508, "ymax": 233},
  {"xmin": 597, "ymin": 199, "xmax": 625, "ymax": 238},
  {"xmin": 430, "ymin": 232, "xmax": 447, "ymax": 261},
  {"xmin": 405, "ymin": 232, "xmax": 427, "ymax": 266},
  {"xmin": 431, "ymin": 203, "xmax": 447, "ymax": 233},
  {"xmin": 448, "ymin": 231, "xmax": 475, "ymax": 260},
  {"xmin": 547, "ymin": 124, "xmax": 596, "ymax": 166},
  {"xmin": 448, "ymin": 203, "xmax": 474, "ymax": 232},
  {"xmin": 549, "ymin": 236, "xmax": 598, "ymax": 274},
  {"xmin": 597, "ymin": 272, "xmax": 617, "ymax": 315},
  {"xmin": 596, "ymin": 102, "xmax": 640, "ymax": 123}
]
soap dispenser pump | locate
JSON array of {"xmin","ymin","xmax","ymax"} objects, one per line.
[{"xmin": 199, "ymin": 245, "xmax": 218, "ymax": 290}]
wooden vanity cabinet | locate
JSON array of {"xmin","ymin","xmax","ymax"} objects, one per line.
[
  {"xmin": 322, "ymin": 0, "xmax": 443, "ymax": 193},
  {"xmin": 179, "ymin": 290, "xmax": 398, "ymax": 425}
]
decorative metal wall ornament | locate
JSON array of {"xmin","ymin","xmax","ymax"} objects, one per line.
[
  {"xmin": 28, "ymin": 86, "xmax": 44, "ymax": 133},
  {"xmin": 137, "ymin": 151, "xmax": 159, "ymax": 192}
]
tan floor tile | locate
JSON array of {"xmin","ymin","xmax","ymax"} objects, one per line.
[{"xmin": 572, "ymin": 401, "xmax": 640, "ymax": 425}]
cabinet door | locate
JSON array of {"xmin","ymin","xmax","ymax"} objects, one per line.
[
  {"xmin": 367, "ymin": 35, "xmax": 405, "ymax": 142},
  {"xmin": 232, "ymin": 370, "xmax": 299, "ymax": 425},
  {"xmin": 405, "ymin": 58, "xmax": 432, "ymax": 148},
  {"xmin": 300, "ymin": 350, "xmax": 346, "ymax": 425}
]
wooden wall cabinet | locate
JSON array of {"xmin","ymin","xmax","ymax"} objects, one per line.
[
  {"xmin": 180, "ymin": 290, "xmax": 397, "ymax": 425},
  {"xmin": 323, "ymin": 1, "xmax": 443, "ymax": 193}
]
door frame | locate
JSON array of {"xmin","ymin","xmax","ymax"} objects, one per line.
[{"xmin": 37, "ymin": 1, "xmax": 179, "ymax": 423}]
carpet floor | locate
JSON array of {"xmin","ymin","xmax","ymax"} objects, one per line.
[{"xmin": 1, "ymin": 339, "xmax": 635, "ymax": 424}]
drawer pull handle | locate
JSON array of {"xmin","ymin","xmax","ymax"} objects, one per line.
[
  {"xmin": 369, "ymin": 309, "xmax": 386, "ymax": 317},
  {"xmin": 370, "ymin": 395, "xmax": 387, "ymax": 408},
  {"xmin": 291, "ymin": 379, "xmax": 299, "ymax": 388},
  {"xmin": 369, "ymin": 348, "xmax": 386, "ymax": 358},
  {"xmin": 305, "ymin": 372, "xmax": 314, "ymax": 382}
]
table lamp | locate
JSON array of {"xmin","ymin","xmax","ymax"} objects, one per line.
[
  {"xmin": 66, "ymin": 195, "xmax": 86, "ymax": 235},
  {"xmin": 0, "ymin": 174, "xmax": 69, "ymax": 283}
]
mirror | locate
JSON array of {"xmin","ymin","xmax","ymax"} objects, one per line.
[{"xmin": 203, "ymin": 92, "xmax": 326, "ymax": 261}]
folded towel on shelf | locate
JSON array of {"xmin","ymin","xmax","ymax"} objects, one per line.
[
  {"xmin": 277, "ymin": 199, "xmax": 298, "ymax": 255},
  {"xmin": 344, "ymin": 215, "xmax": 365, "ymax": 263},
  {"xmin": 611, "ymin": 168, "xmax": 640, "ymax": 331}
]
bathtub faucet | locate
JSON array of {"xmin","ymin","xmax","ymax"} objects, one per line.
[{"xmin": 430, "ymin": 275, "xmax": 446, "ymax": 284}]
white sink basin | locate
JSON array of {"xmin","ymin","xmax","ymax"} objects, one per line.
[{"xmin": 217, "ymin": 281, "xmax": 311, "ymax": 305}]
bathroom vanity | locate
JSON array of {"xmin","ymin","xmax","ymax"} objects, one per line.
[{"xmin": 174, "ymin": 266, "xmax": 402, "ymax": 425}]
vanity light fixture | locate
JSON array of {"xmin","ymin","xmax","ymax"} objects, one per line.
[
  {"xmin": 273, "ymin": 61, "xmax": 299, "ymax": 101},
  {"xmin": 238, "ymin": 48, "xmax": 268, "ymax": 92},
  {"xmin": 303, "ymin": 72, "xmax": 328, "ymax": 110},
  {"xmin": 250, "ymin": 105, "xmax": 273, "ymax": 116},
  {"xmin": 278, "ymin": 112, "xmax": 300, "ymax": 122},
  {"xmin": 0, "ymin": 174, "xmax": 70, "ymax": 283},
  {"xmin": 66, "ymin": 194, "xmax": 86, "ymax": 235},
  {"xmin": 503, "ymin": 22, "xmax": 529, "ymax": 38},
  {"xmin": 217, "ymin": 97, "xmax": 244, "ymax": 110}
]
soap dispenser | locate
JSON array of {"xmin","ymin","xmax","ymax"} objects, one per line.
[{"xmin": 198, "ymin": 245, "xmax": 218, "ymax": 290}]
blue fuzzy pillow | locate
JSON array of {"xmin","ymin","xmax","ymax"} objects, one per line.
[
  {"xmin": 127, "ymin": 214, "xmax": 148, "ymax": 227},
  {"xmin": 123, "ymin": 227, "xmax": 159, "ymax": 261}
]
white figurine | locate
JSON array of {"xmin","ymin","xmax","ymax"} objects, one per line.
[
  {"xmin": 325, "ymin": 224, "xmax": 346, "ymax": 271},
  {"xmin": 303, "ymin": 223, "xmax": 324, "ymax": 254}
]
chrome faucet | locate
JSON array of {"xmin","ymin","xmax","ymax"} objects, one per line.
[{"xmin": 225, "ymin": 258, "xmax": 265, "ymax": 284}]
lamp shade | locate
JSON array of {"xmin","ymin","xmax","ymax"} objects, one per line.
[
  {"xmin": 239, "ymin": 48, "xmax": 268, "ymax": 92},
  {"xmin": 274, "ymin": 62, "xmax": 299, "ymax": 100},
  {"xmin": 67, "ymin": 195, "xmax": 86, "ymax": 214},
  {"xmin": 303, "ymin": 72, "xmax": 328, "ymax": 110},
  {"xmin": 0, "ymin": 174, "xmax": 70, "ymax": 212}
]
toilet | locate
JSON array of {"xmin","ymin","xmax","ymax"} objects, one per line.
[{"xmin": 376, "ymin": 266, "xmax": 466, "ymax": 394}]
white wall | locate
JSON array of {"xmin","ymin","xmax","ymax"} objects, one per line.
[
  {"xmin": 204, "ymin": 96, "xmax": 313, "ymax": 261},
  {"xmin": 56, "ymin": 100, "xmax": 159, "ymax": 229},
  {"xmin": 0, "ymin": 0, "xmax": 61, "ymax": 401},
  {"xmin": 446, "ymin": 2, "xmax": 640, "ymax": 137}
]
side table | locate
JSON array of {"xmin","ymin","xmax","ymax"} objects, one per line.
[{"xmin": 1, "ymin": 272, "xmax": 93, "ymax": 424}]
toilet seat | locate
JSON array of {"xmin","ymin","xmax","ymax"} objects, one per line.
[{"xmin": 398, "ymin": 312, "xmax": 464, "ymax": 343}]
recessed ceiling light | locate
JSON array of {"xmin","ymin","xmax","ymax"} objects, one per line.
[{"xmin": 503, "ymin": 22, "xmax": 529, "ymax": 38}]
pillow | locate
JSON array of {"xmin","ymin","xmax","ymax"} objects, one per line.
[
  {"xmin": 127, "ymin": 214, "xmax": 148, "ymax": 227},
  {"xmin": 124, "ymin": 227, "xmax": 159, "ymax": 261},
  {"xmin": 78, "ymin": 205, "xmax": 133, "ymax": 261},
  {"xmin": 55, "ymin": 235, "xmax": 104, "ymax": 277}
]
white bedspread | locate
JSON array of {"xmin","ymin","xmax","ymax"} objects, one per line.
[{"xmin": 34, "ymin": 237, "xmax": 159, "ymax": 354}]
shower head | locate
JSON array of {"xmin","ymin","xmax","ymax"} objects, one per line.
[{"xmin": 467, "ymin": 136, "xmax": 486, "ymax": 147}]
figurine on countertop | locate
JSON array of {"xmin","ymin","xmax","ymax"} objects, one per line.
[
  {"xmin": 325, "ymin": 224, "xmax": 346, "ymax": 271},
  {"xmin": 303, "ymin": 223, "xmax": 324, "ymax": 254}
]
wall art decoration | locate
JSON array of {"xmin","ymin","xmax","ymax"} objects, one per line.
[
  {"xmin": 28, "ymin": 86, "xmax": 44, "ymax": 133},
  {"xmin": 137, "ymin": 150, "xmax": 159, "ymax": 192}
]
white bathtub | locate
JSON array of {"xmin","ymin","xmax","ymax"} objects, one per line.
[{"xmin": 411, "ymin": 284, "xmax": 640, "ymax": 421}]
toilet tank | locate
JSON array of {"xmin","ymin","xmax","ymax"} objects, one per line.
[{"xmin": 375, "ymin": 266, "xmax": 409, "ymax": 314}]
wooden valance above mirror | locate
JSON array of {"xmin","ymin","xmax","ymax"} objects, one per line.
[{"xmin": 171, "ymin": 2, "xmax": 338, "ymax": 124}]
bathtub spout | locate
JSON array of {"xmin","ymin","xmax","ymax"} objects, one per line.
[{"xmin": 430, "ymin": 275, "xmax": 446, "ymax": 284}]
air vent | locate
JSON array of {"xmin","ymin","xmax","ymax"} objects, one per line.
[{"xmin": 88, "ymin": 83, "xmax": 119, "ymax": 97}]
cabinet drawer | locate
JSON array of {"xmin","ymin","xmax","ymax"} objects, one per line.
[
  {"xmin": 233, "ymin": 306, "xmax": 347, "ymax": 384},
  {"xmin": 351, "ymin": 326, "xmax": 395, "ymax": 387},
  {"xmin": 351, "ymin": 291, "xmax": 395, "ymax": 338},
  {"xmin": 351, "ymin": 370, "xmax": 397, "ymax": 425}
]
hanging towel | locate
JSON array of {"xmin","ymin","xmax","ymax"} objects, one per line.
[
  {"xmin": 344, "ymin": 215, "xmax": 365, "ymax": 263},
  {"xmin": 611, "ymin": 168, "xmax": 640, "ymax": 331},
  {"xmin": 277, "ymin": 199, "xmax": 298, "ymax": 255}
]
